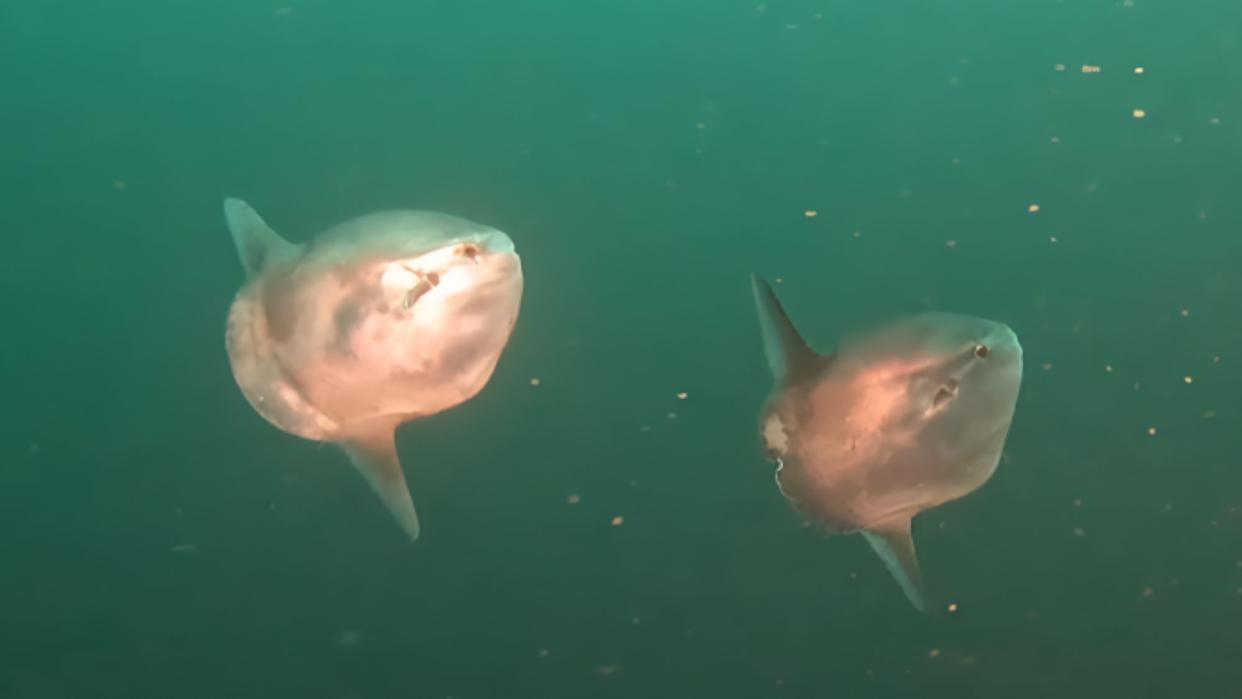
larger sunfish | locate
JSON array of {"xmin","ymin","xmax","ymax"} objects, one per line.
[
  {"xmin": 751, "ymin": 275, "xmax": 1022, "ymax": 610},
  {"xmin": 223, "ymin": 198, "xmax": 523, "ymax": 541}
]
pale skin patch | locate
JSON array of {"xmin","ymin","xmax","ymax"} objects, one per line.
[{"xmin": 762, "ymin": 413, "xmax": 789, "ymax": 458}]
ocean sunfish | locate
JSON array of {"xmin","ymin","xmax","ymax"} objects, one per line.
[
  {"xmin": 750, "ymin": 275, "xmax": 1022, "ymax": 610},
  {"xmin": 223, "ymin": 198, "xmax": 523, "ymax": 541}
]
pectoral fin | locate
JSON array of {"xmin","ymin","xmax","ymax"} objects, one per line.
[
  {"xmin": 339, "ymin": 428, "xmax": 422, "ymax": 541},
  {"xmin": 860, "ymin": 517, "xmax": 927, "ymax": 611}
]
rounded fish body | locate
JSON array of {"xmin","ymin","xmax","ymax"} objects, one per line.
[{"xmin": 226, "ymin": 210, "xmax": 523, "ymax": 442}]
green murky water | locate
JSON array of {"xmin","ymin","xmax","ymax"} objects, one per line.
[{"xmin": 3, "ymin": 1, "xmax": 1240, "ymax": 697}]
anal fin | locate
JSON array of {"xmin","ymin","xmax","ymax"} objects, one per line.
[
  {"xmin": 860, "ymin": 516, "xmax": 927, "ymax": 611},
  {"xmin": 339, "ymin": 427, "xmax": 422, "ymax": 541}
]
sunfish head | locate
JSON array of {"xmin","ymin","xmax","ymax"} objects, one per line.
[
  {"xmin": 831, "ymin": 312, "xmax": 1023, "ymax": 498},
  {"xmin": 223, "ymin": 200, "xmax": 523, "ymax": 541},
  {"xmin": 316, "ymin": 210, "xmax": 524, "ymax": 422},
  {"xmin": 750, "ymin": 275, "xmax": 1023, "ymax": 611}
]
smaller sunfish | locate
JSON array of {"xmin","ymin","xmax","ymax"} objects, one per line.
[
  {"xmin": 750, "ymin": 275, "xmax": 1022, "ymax": 610},
  {"xmin": 223, "ymin": 199, "xmax": 523, "ymax": 540}
]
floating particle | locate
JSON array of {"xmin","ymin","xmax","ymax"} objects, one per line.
[
  {"xmin": 1213, "ymin": 356, "xmax": 1221, "ymax": 363},
  {"xmin": 1203, "ymin": 410, "xmax": 1217, "ymax": 419},
  {"xmin": 529, "ymin": 377, "xmax": 541, "ymax": 386},
  {"xmin": 804, "ymin": 210, "xmax": 818, "ymax": 218},
  {"xmin": 945, "ymin": 239, "xmax": 958, "ymax": 248},
  {"xmin": 1050, "ymin": 136, "xmax": 1061, "ymax": 144},
  {"xmin": 611, "ymin": 515, "xmax": 625, "ymax": 526},
  {"xmin": 567, "ymin": 494, "xmax": 581, "ymax": 505},
  {"xmin": 171, "ymin": 543, "xmax": 198, "ymax": 553},
  {"xmin": 1134, "ymin": 66, "xmax": 1145, "ymax": 74},
  {"xmin": 774, "ymin": 277, "xmax": 784, "ymax": 284},
  {"xmin": 1147, "ymin": 426, "xmax": 1158, "ymax": 436},
  {"xmin": 112, "ymin": 180, "xmax": 127, "ymax": 191},
  {"xmin": 632, "ymin": 617, "xmax": 641, "ymax": 625},
  {"xmin": 538, "ymin": 649, "xmax": 550, "ymax": 658},
  {"xmin": 1142, "ymin": 587, "xmax": 1154, "ymax": 598},
  {"xmin": 1072, "ymin": 527, "xmax": 1086, "ymax": 537},
  {"xmin": 273, "ymin": 6, "xmax": 293, "ymax": 16},
  {"xmin": 1054, "ymin": 63, "xmax": 1066, "ymax": 72},
  {"xmin": 852, "ymin": 231, "xmax": 861, "ymax": 238},
  {"xmin": 785, "ymin": 23, "xmax": 799, "ymax": 30},
  {"xmin": 1163, "ymin": 502, "xmax": 1174, "ymax": 512},
  {"xmin": 1081, "ymin": 64, "xmax": 1101, "ymax": 73},
  {"xmin": 666, "ymin": 412, "xmax": 678, "ymax": 420},
  {"xmin": 1028, "ymin": 203, "xmax": 1041, "ymax": 213},
  {"xmin": 947, "ymin": 603, "xmax": 959, "ymax": 613},
  {"xmin": 1183, "ymin": 376, "xmax": 1193, "ymax": 384},
  {"xmin": 1049, "ymin": 236, "xmax": 1058, "ymax": 244},
  {"xmin": 1210, "ymin": 116, "xmax": 1221, "ymax": 125},
  {"xmin": 1073, "ymin": 498, "xmax": 1084, "ymax": 507},
  {"xmin": 639, "ymin": 424, "xmax": 651, "ymax": 432},
  {"xmin": 676, "ymin": 391, "xmax": 688, "ymax": 400},
  {"xmin": 1042, "ymin": 362, "xmax": 1053, "ymax": 371},
  {"xmin": 1132, "ymin": 108, "xmax": 1147, "ymax": 119},
  {"xmin": 929, "ymin": 649, "xmax": 941, "ymax": 659},
  {"xmin": 336, "ymin": 629, "xmax": 363, "ymax": 647},
  {"xmin": 1104, "ymin": 365, "xmax": 1113, "ymax": 373},
  {"xmin": 756, "ymin": 3, "xmax": 767, "ymax": 12},
  {"xmin": 597, "ymin": 665, "xmax": 619, "ymax": 676},
  {"xmin": 695, "ymin": 121, "xmax": 705, "ymax": 130},
  {"xmin": 1180, "ymin": 308, "xmax": 1190, "ymax": 317}
]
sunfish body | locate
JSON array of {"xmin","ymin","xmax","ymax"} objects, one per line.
[
  {"xmin": 223, "ymin": 198, "xmax": 523, "ymax": 540},
  {"xmin": 751, "ymin": 276, "xmax": 1022, "ymax": 610}
]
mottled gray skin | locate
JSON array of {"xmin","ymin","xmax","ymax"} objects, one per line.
[
  {"xmin": 752, "ymin": 276, "xmax": 1022, "ymax": 610},
  {"xmin": 225, "ymin": 200, "xmax": 523, "ymax": 540}
]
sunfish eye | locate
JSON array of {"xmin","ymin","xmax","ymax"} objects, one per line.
[
  {"xmin": 974, "ymin": 344, "xmax": 990, "ymax": 359},
  {"xmin": 459, "ymin": 243, "xmax": 480, "ymax": 261}
]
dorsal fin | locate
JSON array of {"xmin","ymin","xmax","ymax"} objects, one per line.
[
  {"xmin": 223, "ymin": 198, "xmax": 299, "ymax": 279},
  {"xmin": 750, "ymin": 274, "xmax": 820, "ymax": 380}
]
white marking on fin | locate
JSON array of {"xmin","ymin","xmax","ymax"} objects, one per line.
[
  {"xmin": 339, "ymin": 427, "xmax": 422, "ymax": 541},
  {"xmin": 860, "ymin": 516, "xmax": 928, "ymax": 611},
  {"xmin": 223, "ymin": 198, "xmax": 300, "ymax": 279},
  {"xmin": 750, "ymin": 274, "xmax": 820, "ymax": 380}
]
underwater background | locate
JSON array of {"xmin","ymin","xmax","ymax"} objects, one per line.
[{"xmin": 3, "ymin": 1, "xmax": 1241, "ymax": 697}]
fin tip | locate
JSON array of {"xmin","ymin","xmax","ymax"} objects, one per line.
[{"xmin": 861, "ymin": 519, "xmax": 929, "ymax": 612}]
